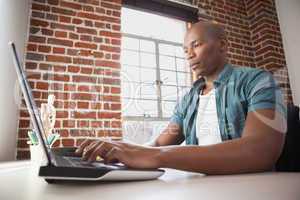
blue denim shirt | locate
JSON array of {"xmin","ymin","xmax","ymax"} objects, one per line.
[{"xmin": 170, "ymin": 64, "xmax": 286, "ymax": 145}]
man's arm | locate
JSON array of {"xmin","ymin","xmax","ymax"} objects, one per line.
[
  {"xmin": 156, "ymin": 108, "xmax": 286, "ymax": 174},
  {"xmin": 79, "ymin": 108, "xmax": 286, "ymax": 174},
  {"xmin": 150, "ymin": 123, "xmax": 185, "ymax": 146}
]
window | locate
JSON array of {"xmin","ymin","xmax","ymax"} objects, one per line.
[{"xmin": 121, "ymin": 8, "xmax": 192, "ymax": 143}]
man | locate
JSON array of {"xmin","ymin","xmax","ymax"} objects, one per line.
[{"xmin": 75, "ymin": 21, "xmax": 287, "ymax": 174}]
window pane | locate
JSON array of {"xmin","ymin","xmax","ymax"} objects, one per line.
[
  {"xmin": 121, "ymin": 50, "xmax": 139, "ymax": 66},
  {"xmin": 121, "ymin": 82, "xmax": 140, "ymax": 98},
  {"xmin": 139, "ymin": 84, "xmax": 157, "ymax": 100},
  {"xmin": 177, "ymin": 72, "xmax": 191, "ymax": 87},
  {"xmin": 140, "ymin": 40, "xmax": 155, "ymax": 53},
  {"xmin": 140, "ymin": 52, "xmax": 156, "ymax": 68},
  {"xmin": 140, "ymin": 68, "xmax": 156, "ymax": 84},
  {"xmin": 122, "ymin": 66, "xmax": 140, "ymax": 83},
  {"xmin": 121, "ymin": 8, "xmax": 186, "ymax": 43},
  {"xmin": 176, "ymin": 58, "xmax": 188, "ymax": 72},
  {"xmin": 122, "ymin": 98, "xmax": 141, "ymax": 116},
  {"xmin": 122, "ymin": 37, "xmax": 139, "ymax": 50},
  {"xmin": 134, "ymin": 99, "xmax": 158, "ymax": 117},
  {"xmin": 159, "ymin": 44, "xmax": 175, "ymax": 56},
  {"xmin": 159, "ymin": 55, "xmax": 175, "ymax": 71},
  {"xmin": 161, "ymin": 101, "xmax": 177, "ymax": 118},
  {"xmin": 175, "ymin": 46, "xmax": 185, "ymax": 58},
  {"xmin": 161, "ymin": 85, "xmax": 177, "ymax": 101},
  {"xmin": 160, "ymin": 70, "xmax": 177, "ymax": 85}
]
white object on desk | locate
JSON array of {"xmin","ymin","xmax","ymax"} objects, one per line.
[{"xmin": 29, "ymin": 144, "xmax": 48, "ymax": 167}]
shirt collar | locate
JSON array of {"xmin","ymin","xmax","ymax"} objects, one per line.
[
  {"xmin": 213, "ymin": 63, "xmax": 233, "ymax": 86},
  {"xmin": 193, "ymin": 63, "xmax": 233, "ymax": 89}
]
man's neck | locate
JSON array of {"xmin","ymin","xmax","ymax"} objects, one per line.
[{"xmin": 204, "ymin": 62, "xmax": 227, "ymax": 85}]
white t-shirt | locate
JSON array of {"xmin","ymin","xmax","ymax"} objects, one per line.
[{"xmin": 196, "ymin": 89, "xmax": 222, "ymax": 145}]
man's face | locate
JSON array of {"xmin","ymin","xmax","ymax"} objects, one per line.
[{"xmin": 183, "ymin": 26, "xmax": 225, "ymax": 78}]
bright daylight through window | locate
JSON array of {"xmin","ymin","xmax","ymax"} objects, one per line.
[{"xmin": 121, "ymin": 7, "xmax": 192, "ymax": 144}]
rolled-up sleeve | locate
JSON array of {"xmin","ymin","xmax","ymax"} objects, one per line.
[
  {"xmin": 169, "ymin": 94, "xmax": 188, "ymax": 128},
  {"xmin": 246, "ymin": 70, "xmax": 286, "ymax": 118}
]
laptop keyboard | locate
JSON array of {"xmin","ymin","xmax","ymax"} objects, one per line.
[{"xmin": 54, "ymin": 155, "xmax": 125, "ymax": 170}]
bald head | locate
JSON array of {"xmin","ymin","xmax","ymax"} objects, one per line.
[
  {"xmin": 183, "ymin": 21, "xmax": 228, "ymax": 80},
  {"xmin": 186, "ymin": 21, "xmax": 226, "ymax": 41}
]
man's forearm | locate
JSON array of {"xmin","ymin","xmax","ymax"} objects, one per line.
[{"xmin": 155, "ymin": 137, "xmax": 278, "ymax": 175}]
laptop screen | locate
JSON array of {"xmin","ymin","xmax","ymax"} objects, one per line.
[{"xmin": 9, "ymin": 42, "xmax": 52, "ymax": 164}]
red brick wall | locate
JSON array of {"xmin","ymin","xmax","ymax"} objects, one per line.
[
  {"xmin": 17, "ymin": 0, "xmax": 122, "ymax": 159},
  {"xmin": 195, "ymin": 0, "xmax": 292, "ymax": 103}
]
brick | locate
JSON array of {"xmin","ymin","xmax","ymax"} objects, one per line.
[
  {"xmin": 73, "ymin": 111, "xmax": 97, "ymax": 119},
  {"xmin": 97, "ymin": 112, "xmax": 121, "ymax": 119},
  {"xmin": 49, "ymin": 82, "xmax": 64, "ymax": 90},
  {"xmin": 100, "ymin": 16, "xmax": 121, "ymax": 24},
  {"xmin": 36, "ymin": 82, "xmax": 49, "ymax": 90},
  {"xmin": 64, "ymin": 101, "xmax": 76, "ymax": 109},
  {"xmin": 63, "ymin": 120, "xmax": 76, "ymax": 128},
  {"xmin": 46, "ymin": 13, "xmax": 59, "ymax": 21},
  {"xmin": 32, "ymin": 11, "xmax": 45, "ymax": 19},
  {"xmin": 91, "ymin": 121, "xmax": 102, "ymax": 128},
  {"xmin": 79, "ymin": 49, "xmax": 92, "ymax": 57},
  {"xmin": 56, "ymin": 111, "xmax": 69, "ymax": 118},
  {"xmin": 73, "ymin": 57, "xmax": 94, "ymax": 65},
  {"xmin": 111, "ymin": 103, "xmax": 121, "ymax": 110},
  {"xmin": 48, "ymin": 38, "xmax": 73, "ymax": 47},
  {"xmin": 93, "ymin": 51, "xmax": 104, "ymax": 58},
  {"xmin": 69, "ymin": 32, "xmax": 79, "ymax": 40},
  {"xmin": 100, "ymin": 45, "xmax": 121, "ymax": 53},
  {"xmin": 55, "ymin": 31, "xmax": 68, "ymax": 38},
  {"xmin": 41, "ymin": 28, "xmax": 54, "ymax": 36},
  {"xmin": 68, "ymin": 65, "xmax": 80, "ymax": 73},
  {"xmin": 29, "ymin": 35, "xmax": 46, "ymax": 43},
  {"xmin": 77, "ymin": 120, "xmax": 89, "ymax": 128},
  {"xmin": 25, "ymin": 62, "xmax": 37, "ymax": 70},
  {"xmin": 70, "ymin": 129, "xmax": 95, "ymax": 137},
  {"xmin": 62, "ymin": 138, "xmax": 75, "ymax": 147},
  {"xmin": 32, "ymin": 3, "xmax": 50, "ymax": 12},
  {"xmin": 60, "ymin": 1, "xmax": 82, "ymax": 10},
  {"xmin": 31, "ymin": 19, "xmax": 49, "ymax": 27},
  {"xmin": 52, "ymin": 7, "xmax": 76, "ymax": 16},
  {"xmin": 19, "ymin": 119, "xmax": 30, "ymax": 128},
  {"xmin": 46, "ymin": 55, "xmax": 72, "ymax": 63},
  {"xmin": 80, "ymin": 67, "xmax": 93, "ymax": 74},
  {"xmin": 38, "ymin": 45, "xmax": 51, "ymax": 53},
  {"xmin": 72, "ymin": 18, "xmax": 83, "ymax": 25},
  {"xmin": 83, "ymin": 5, "xmax": 94, "ymax": 12},
  {"xmin": 48, "ymin": 0, "xmax": 59, "ymax": 5},
  {"xmin": 75, "ymin": 42, "xmax": 97, "ymax": 50},
  {"xmin": 101, "ymin": 2, "xmax": 121, "ymax": 10},
  {"xmin": 76, "ymin": 27, "xmax": 97, "ymax": 35},
  {"xmin": 27, "ymin": 44, "xmax": 37, "ymax": 52},
  {"xmin": 53, "ymin": 47, "xmax": 65, "ymax": 54},
  {"xmin": 95, "ymin": 60, "xmax": 120, "ymax": 68},
  {"xmin": 99, "ymin": 31, "xmax": 121, "ymax": 38},
  {"xmin": 77, "ymin": 12, "xmax": 102, "ymax": 20},
  {"xmin": 77, "ymin": 102, "xmax": 89, "ymax": 109},
  {"xmin": 72, "ymin": 75, "xmax": 96, "ymax": 84},
  {"xmin": 51, "ymin": 22, "xmax": 75, "ymax": 31},
  {"xmin": 26, "ymin": 53, "xmax": 44, "ymax": 61},
  {"xmin": 80, "ymin": 35, "xmax": 92, "ymax": 42},
  {"xmin": 71, "ymin": 92, "xmax": 97, "ymax": 100}
]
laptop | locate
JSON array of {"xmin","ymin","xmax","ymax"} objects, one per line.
[{"xmin": 9, "ymin": 42, "xmax": 164, "ymax": 183}]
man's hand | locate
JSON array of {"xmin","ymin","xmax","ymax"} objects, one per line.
[{"xmin": 75, "ymin": 139, "xmax": 162, "ymax": 169}]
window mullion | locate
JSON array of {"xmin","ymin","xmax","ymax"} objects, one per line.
[{"xmin": 155, "ymin": 41, "xmax": 163, "ymax": 118}]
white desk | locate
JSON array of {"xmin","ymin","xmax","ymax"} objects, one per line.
[{"xmin": 0, "ymin": 161, "xmax": 300, "ymax": 200}]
